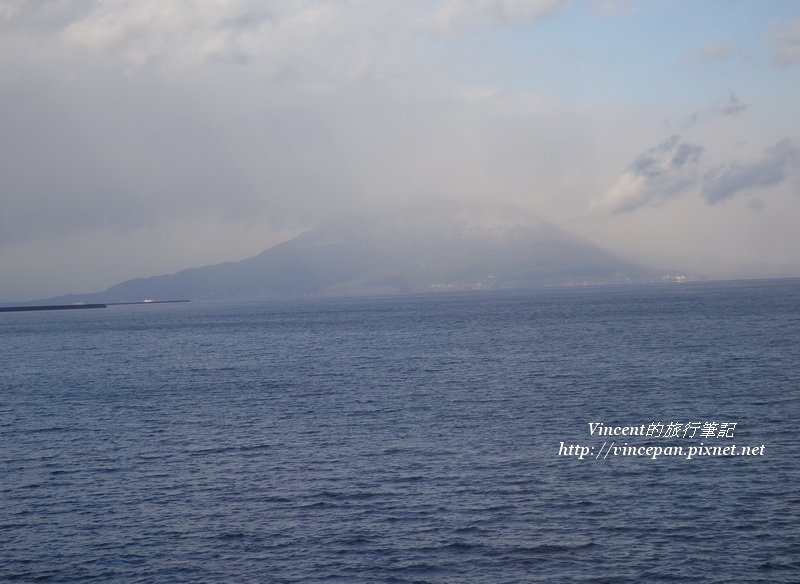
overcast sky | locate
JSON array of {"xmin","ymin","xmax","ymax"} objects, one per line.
[{"xmin": 2, "ymin": 0, "xmax": 800, "ymax": 301}]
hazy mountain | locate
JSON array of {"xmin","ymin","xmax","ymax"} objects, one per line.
[{"xmin": 36, "ymin": 201, "xmax": 658, "ymax": 303}]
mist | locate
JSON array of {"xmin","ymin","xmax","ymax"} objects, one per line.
[{"xmin": 2, "ymin": 1, "xmax": 799, "ymax": 301}]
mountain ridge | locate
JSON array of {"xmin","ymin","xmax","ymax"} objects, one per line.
[{"xmin": 28, "ymin": 201, "xmax": 661, "ymax": 304}]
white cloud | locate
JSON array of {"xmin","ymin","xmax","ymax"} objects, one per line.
[
  {"xmin": 426, "ymin": 0, "xmax": 566, "ymax": 32},
  {"xmin": 62, "ymin": 1, "xmax": 359, "ymax": 74},
  {"xmin": 702, "ymin": 139, "xmax": 799, "ymax": 204},
  {"xmin": 769, "ymin": 17, "xmax": 800, "ymax": 66},
  {"xmin": 591, "ymin": 135, "xmax": 799, "ymax": 215},
  {"xmin": 0, "ymin": 0, "xmax": 20, "ymax": 19},
  {"xmin": 1, "ymin": 0, "xmax": 798, "ymax": 299},
  {"xmin": 590, "ymin": 136, "xmax": 704, "ymax": 214},
  {"xmin": 57, "ymin": 0, "xmax": 566, "ymax": 74}
]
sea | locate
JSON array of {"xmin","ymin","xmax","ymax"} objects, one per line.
[{"xmin": 2, "ymin": 280, "xmax": 799, "ymax": 583}]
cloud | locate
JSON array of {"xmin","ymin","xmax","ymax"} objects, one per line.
[
  {"xmin": 1, "ymin": 1, "xmax": 798, "ymax": 299},
  {"xmin": 62, "ymin": 1, "xmax": 369, "ymax": 75},
  {"xmin": 718, "ymin": 91, "xmax": 748, "ymax": 116},
  {"xmin": 681, "ymin": 91, "xmax": 748, "ymax": 128},
  {"xmin": 590, "ymin": 136, "xmax": 704, "ymax": 214},
  {"xmin": 592, "ymin": 136, "xmax": 798, "ymax": 214},
  {"xmin": 591, "ymin": 0, "xmax": 636, "ymax": 17},
  {"xmin": 769, "ymin": 17, "xmax": 800, "ymax": 65},
  {"xmin": 0, "ymin": 1, "xmax": 20, "ymax": 19},
  {"xmin": 697, "ymin": 42, "xmax": 736, "ymax": 61},
  {"xmin": 426, "ymin": 0, "xmax": 566, "ymax": 32},
  {"xmin": 56, "ymin": 0, "xmax": 567, "ymax": 72},
  {"xmin": 702, "ymin": 139, "xmax": 798, "ymax": 204}
]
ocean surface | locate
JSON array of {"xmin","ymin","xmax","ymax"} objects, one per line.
[{"xmin": 2, "ymin": 280, "xmax": 799, "ymax": 583}]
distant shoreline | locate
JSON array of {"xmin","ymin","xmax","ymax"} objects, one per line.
[
  {"xmin": 0, "ymin": 304, "xmax": 107, "ymax": 313},
  {"xmin": 106, "ymin": 300, "xmax": 191, "ymax": 306},
  {"xmin": 0, "ymin": 300, "xmax": 190, "ymax": 313}
]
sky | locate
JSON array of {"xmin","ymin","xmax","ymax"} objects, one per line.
[{"xmin": 1, "ymin": 0, "xmax": 799, "ymax": 301}]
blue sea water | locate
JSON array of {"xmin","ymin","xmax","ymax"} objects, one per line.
[{"xmin": 1, "ymin": 280, "xmax": 799, "ymax": 583}]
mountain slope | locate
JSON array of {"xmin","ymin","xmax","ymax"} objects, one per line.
[{"xmin": 37, "ymin": 201, "xmax": 657, "ymax": 303}]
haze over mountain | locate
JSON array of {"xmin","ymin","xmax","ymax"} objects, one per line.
[
  {"xmin": 2, "ymin": 2, "xmax": 800, "ymax": 302},
  {"xmin": 31, "ymin": 201, "xmax": 661, "ymax": 304}
]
